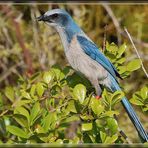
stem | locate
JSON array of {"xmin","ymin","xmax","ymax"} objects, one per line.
[{"xmin": 124, "ymin": 28, "xmax": 148, "ymax": 78}]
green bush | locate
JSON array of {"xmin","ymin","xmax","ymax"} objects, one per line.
[{"xmin": 0, "ymin": 42, "xmax": 145, "ymax": 144}]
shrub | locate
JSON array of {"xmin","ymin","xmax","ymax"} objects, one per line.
[{"xmin": 0, "ymin": 42, "xmax": 145, "ymax": 144}]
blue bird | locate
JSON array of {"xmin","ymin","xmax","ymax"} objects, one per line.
[{"xmin": 37, "ymin": 9, "xmax": 148, "ymax": 142}]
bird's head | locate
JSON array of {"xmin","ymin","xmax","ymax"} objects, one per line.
[
  {"xmin": 37, "ymin": 9, "xmax": 73, "ymax": 28},
  {"xmin": 37, "ymin": 9, "xmax": 83, "ymax": 42}
]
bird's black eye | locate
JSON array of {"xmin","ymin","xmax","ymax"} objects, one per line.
[{"xmin": 50, "ymin": 13, "xmax": 59, "ymax": 19}]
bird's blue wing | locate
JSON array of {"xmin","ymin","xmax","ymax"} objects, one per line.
[{"xmin": 77, "ymin": 35, "xmax": 121, "ymax": 80}]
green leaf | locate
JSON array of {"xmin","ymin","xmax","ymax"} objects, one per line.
[
  {"xmin": 143, "ymin": 107, "xmax": 148, "ymax": 112},
  {"xmin": 73, "ymin": 84, "xmax": 86, "ymax": 104},
  {"xmin": 130, "ymin": 97, "xmax": 144, "ymax": 106},
  {"xmin": 0, "ymin": 93, "xmax": 3, "ymax": 107},
  {"xmin": 111, "ymin": 91, "xmax": 124, "ymax": 107},
  {"xmin": 101, "ymin": 111, "xmax": 119, "ymax": 117},
  {"xmin": 127, "ymin": 59, "xmax": 141, "ymax": 72},
  {"xmin": 21, "ymin": 90, "xmax": 31, "ymax": 99},
  {"xmin": 36, "ymin": 82, "xmax": 45, "ymax": 97},
  {"xmin": 30, "ymin": 102, "xmax": 40, "ymax": 126},
  {"xmin": 117, "ymin": 57, "xmax": 126, "ymax": 64},
  {"xmin": 13, "ymin": 114, "xmax": 28, "ymax": 128},
  {"xmin": 66, "ymin": 100, "xmax": 77, "ymax": 113},
  {"xmin": 30, "ymin": 72, "xmax": 41, "ymax": 83},
  {"xmin": 118, "ymin": 66, "xmax": 126, "ymax": 74},
  {"xmin": 106, "ymin": 118, "xmax": 118, "ymax": 134},
  {"xmin": 106, "ymin": 42, "xmax": 118, "ymax": 55},
  {"xmin": 117, "ymin": 43, "xmax": 126, "ymax": 58},
  {"xmin": 30, "ymin": 84, "xmax": 37, "ymax": 99},
  {"xmin": 42, "ymin": 113, "xmax": 57, "ymax": 132},
  {"xmin": 100, "ymin": 131, "xmax": 107, "ymax": 143},
  {"xmin": 43, "ymin": 71, "xmax": 53, "ymax": 84},
  {"xmin": 104, "ymin": 134, "xmax": 118, "ymax": 144},
  {"xmin": 55, "ymin": 139, "xmax": 63, "ymax": 144},
  {"xmin": 51, "ymin": 67, "xmax": 65, "ymax": 81},
  {"xmin": 90, "ymin": 97, "xmax": 104, "ymax": 115},
  {"xmin": 82, "ymin": 123, "xmax": 92, "ymax": 131},
  {"xmin": 14, "ymin": 106, "xmax": 30, "ymax": 123},
  {"xmin": 5, "ymin": 86, "xmax": 15, "ymax": 102},
  {"xmin": 7, "ymin": 125, "xmax": 29, "ymax": 139},
  {"xmin": 14, "ymin": 100, "xmax": 31, "ymax": 107},
  {"xmin": 62, "ymin": 115, "xmax": 80, "ymax": 123},
  {"xmin": 140, "ymin": 86, "xmax": 148, "ymax": 100}
]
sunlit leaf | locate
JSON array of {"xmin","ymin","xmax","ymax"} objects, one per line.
[
  {"xmin": 66, "ymin": 100, "xmax": 77, "ymax": 113},
  {"xmin": 104, "ymin": 134, "xmax": 118, "ymax": 144},
  {"xmin": 14, "ymin": 106, "xmax": 30, "ymax": 123},
  {"xmin": 73, "ymin": 84, "xmax": 86, "ymax": 104},
  {"xmin": 82, "ymin": 123, "xmax": 92, "ymax": 131},
  {"xmin": 140, "ymin": 86, "xmax": 148, "ymax": 100},
  {"xmin": 130, "ymin": 97, "xmax": 144, "ymax": 106},
  {"xmin": 30, "ymin": 102, "xmax": 40, "ymax": 126},
  {"xmin": 90, "ymin": 97, "xmax": 104, "ymax": 115},
  {"xmin": 21, "ymin": 90, "xmax": 31, "ymax": 99},
  {"xmin": 7, "ymin": 125, "xmax": 29, "ymax": 139},
  {"xmin": 100, "ymin": 131, "xmax": 107, "ymax": 143},
  {"xmin": 117, "ymin": 43, "xmax": 126, "ymax": 58},
  {"xmin": 127, "ymin": 59, "xmax": 141, "ymax": 72},
  {"xmin": 43, "ymin": 71, "xmax": 53, "ymax": 84},
  {"xmin": 36, "ymin": 82, "xmax": 45, "ymax": 97},
  {"xmin": 42, "ymin": 112, "xmax": 57, "ymax": 132},
  {"xmin": 106, "ymin": 118, "xmax": 118, "ymax": 134},
  {"xmin": 5, "ymin": 87, "xmax": 15, "ymax": 102}
]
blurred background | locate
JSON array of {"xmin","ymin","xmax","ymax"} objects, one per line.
[{"xmin": 0, "ymin": 3, "xmax": 147, "ymax": 142}]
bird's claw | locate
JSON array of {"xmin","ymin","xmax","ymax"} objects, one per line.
[{"xmin": 95, "ymin": 95, "xmax": 101, "ymax": 100}]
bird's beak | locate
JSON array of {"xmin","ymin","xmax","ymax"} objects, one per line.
[
  {"xmin": 36, "ymin": 15, "xmax": 45, "ymax": 21},
  {"xmin": 36, "ymin": 14, "xmax": 50, "ymax": 22}
]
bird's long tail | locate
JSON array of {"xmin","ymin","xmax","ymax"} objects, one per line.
[{"xmin": 111, "ymin": 79, "xmax": 148, "ymax": 142}]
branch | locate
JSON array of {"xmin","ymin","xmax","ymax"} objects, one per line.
[
  {"xmin": 0, "ymin": 62, "xmax": 24, "ymax": 83},
  {"xmin": 101, "ymin": 3, "xmax": 148, "ymax": 48},
  {"xmin": 102, "ymin": 3, "xmax": 121, "ymax": 45},
  {"xmin": 102, "ymin": 25, "xmax": 107, "ymax": 51},
  {"xmin": 1, "ymin": 5, "xmax": 34, "ymax": 76},
  {"xmin": 124, "ymin": 28, "xmax": 148, "ymax": 78}
]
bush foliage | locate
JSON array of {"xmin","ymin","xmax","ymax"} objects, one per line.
[
  {"xmin": 0, "ymin": 42, "xmax": 147, "ymax": 144},
  {"xmin": 0, "ymin": 4, "xmax": 148, "ymax": 144}
]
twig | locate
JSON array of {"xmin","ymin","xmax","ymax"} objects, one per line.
[
  {"xmin": 0, "ymin": 109, "xmax": 9, "ymax": 117},
  {"xmin": 102, "ymin": 3, "xmax": 121, "ymax": 45},
  {"xmin": 1, "ymin": 5, "xmax": 34, "ymax": 76},
  {"xmin": 102, "ymin": 24, "xmax": 107, "ymax": 51},
  {"xmin": 124, "ymin": 28, "xmax": 148, "ymax": 78},
  {"xmin": 114, "ymin": 115, "xmax": 132, "ymax": 144},
  {"xmin": 126, "ymin": 54, "xmax": 148, "ymax": 62},
  {"xmin": 101, "ymin": 3, "xmax": 148, "ymax": 48},
  {"xmin": 0, "ymin": 62, "xmax": 23, "ymax": 83}
]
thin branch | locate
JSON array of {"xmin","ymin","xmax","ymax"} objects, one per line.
[
  {"xmin": 114, "ymin": 114, "xmax": 132, "ymax": 144},
  {"xmin": 1, "ymin": 5, "xmax": 34, "ymax": 76},
  {"xmin": 102, "ymin": 24, "xmax": 107, "ymax": 51},
  {"xmin": 102, "ymin": 3, "xmax": 122, "ymax": 45},
  {"xmin": 124, "ymin": 28, "xmax": 148, "ymax": 78},
  {"xmin": 0, "ymin": 109, "xmax": 9, "ymax": 117},
  {"xmin": 101, "ymin": 3, "xmax": 148, "ymax": 48},
  {"xmin": 0, "ymin": 62, "xmax": 23, "ymax": 83}
]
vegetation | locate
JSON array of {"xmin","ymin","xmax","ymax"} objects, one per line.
[{"xmin": 0, "ymin": 3, "xmax": 147, "ymax": 144}]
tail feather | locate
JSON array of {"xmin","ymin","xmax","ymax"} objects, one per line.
[{"xmin": 111, "ymin": 79, "xmax": 148, "ymax": 142}]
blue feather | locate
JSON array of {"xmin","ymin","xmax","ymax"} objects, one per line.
[
  {"xmin": 77, "ymin": 35, "xmax": 121, "ymax": 80},
  {"xmin": 77, "ymin": 35, "xmax": 148, "ymax": 142},
  {"xmin": 110, "ymin": 75, "xmax": 148, "ymax": 142}
]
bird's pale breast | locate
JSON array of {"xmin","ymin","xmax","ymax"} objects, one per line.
[{"xmin": 66, "ymin": 35, "xmax": 110, "ymax": 86}]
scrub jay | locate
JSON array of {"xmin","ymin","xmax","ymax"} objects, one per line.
[{"xmin": 37, "ymin": 9, "xmax": 148, "ymax": 142}]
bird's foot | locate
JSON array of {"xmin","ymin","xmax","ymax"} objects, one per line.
[{"xmin": 95, "ymin": 95, "xmax": 101, "ymax": 100}]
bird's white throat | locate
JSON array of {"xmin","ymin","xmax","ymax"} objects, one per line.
[{"xmin": 55, "ymin": 26, "xmax": 70, "ymax": 53}]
